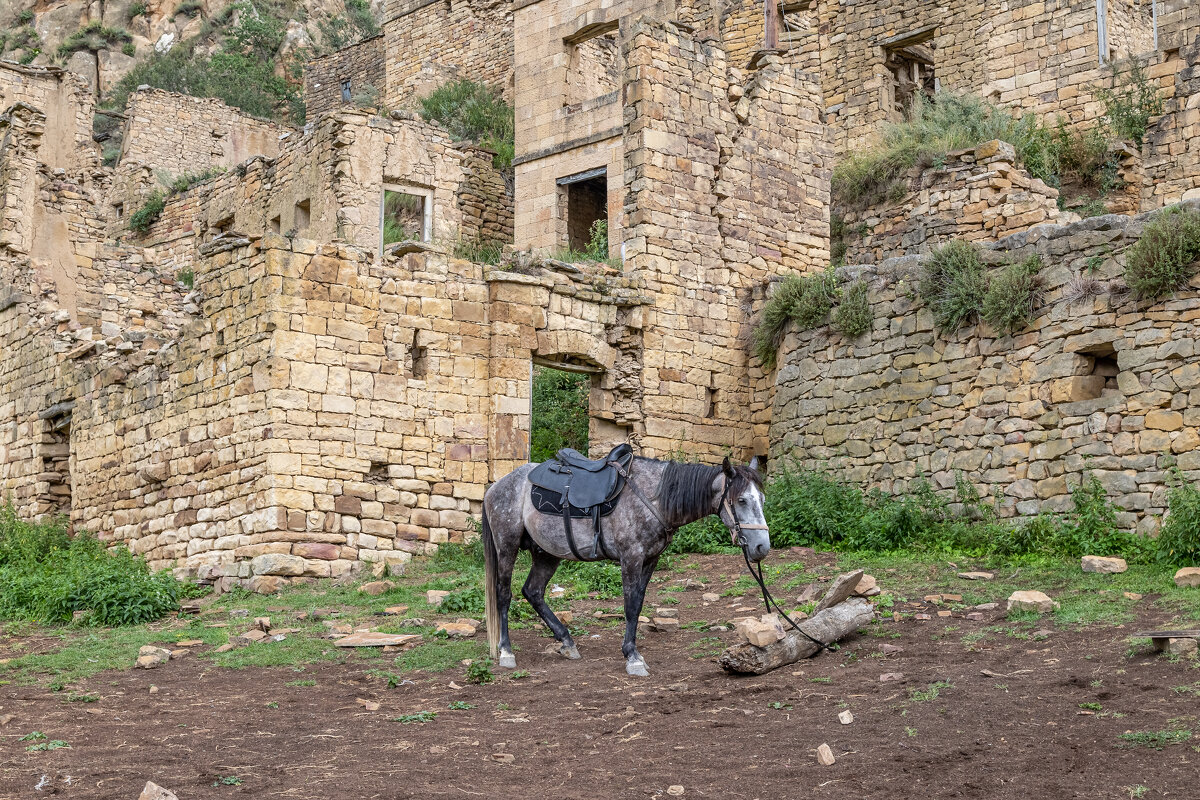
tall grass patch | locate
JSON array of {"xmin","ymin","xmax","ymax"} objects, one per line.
[
  {"xmin": 1124, "ymin": 206, "xmax": 1200, "ymax": 299},
  {"xmin": 981, "ymin": 255, "xmax": 1042, "ymax": 335},
  {"xmin": 918, "ymin": 240, "xmax": 988, "ymax": 332},
  {"xmin": 419, "ymin": 80, "xmax": 515, "ymax": 169}
]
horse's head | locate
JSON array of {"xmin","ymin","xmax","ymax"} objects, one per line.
[{"xmin": 715, "ymin": 456, "xmax": 769, "ymax": 562}]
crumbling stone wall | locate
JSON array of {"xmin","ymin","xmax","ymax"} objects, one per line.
[
  {"xmin": 119, "ymin": 90, "xmax": 290, "ymax": 178},
  {"xmin": 304, "ymin": 34, "xmax": 386, "ymax": 119},
  {"xmin": 1158, "ymin": 0, "xmax": 1200, "ymax": 53},
  {"xmin": 381, "ymin": 0, "xmax": 513, "ymax": 109},
  {"xmin": 1141, "ymin": 35, "xmax": 1200, "ymax": 209},
  {"xmin": 839, "ymin": 141, "xmax": 1063, "ymax": 264},
  {"xmin": 623, "ymin": 18, "xmax": 831, "ymax": 459},
  {"xmin": 771, "ymin": 203, "xmax": 1200, "ymax": 533},
  {"xmin": 0, "ymin": 62, "xmax": 94, "ymax": 171},
  {"xmin": 818, "ymin": 0, "xmax": 1156, "ymax": 155}
]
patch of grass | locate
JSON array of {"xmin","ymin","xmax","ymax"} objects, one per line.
[
  {"xmin": 285, "ymin": 679, "xmax": 317, "ymax": 687},
  {"xmin": 919, "ymin": 240, "xmax": 988, "ymax": 332},
  {"xmin": 128, "ymin": 190, "xmax": 166, "ymax": 233},
  {"xmin": 19, "ymin": 731, "xmax": 47, "ymax": 741},
  {"xmin": 318, "ymin": 0, "xmax": 379, "ymax": 52},
  {"xmin": 174, "ymin": 0, "xmax": 204, "ymax": 17},
  {"xmin": 832, "ymin": 279, "xmax": 872, "ymax": 338},
  {"xmin": 66, "ymin": 693, "xmax": 98, "ymax": 703},
  {"xmin": 213, "ymin": 776, "xmax": 243, "ymax": 786},
  {"xmin": 981, "ymin": 255, "xmax": 1042, "ymax": 335},
  {"xmin": 448, "ymin": 700, "xmax": 474, "ymax": 710},
  {"xmin": 908, "ymin": 680, "xmax": 953, "ymax": 702},
  {"xmin": 394, "ymin": 710, "xmax": 437, "ymax": 723},
  {"xmin": 1079, "ymin": 702, "xmax": 1103, "ymax": 711},
  {"xmin": 453, "ymin": 237, "xmax": 505, "ymax": 265},
  {"xmin": 58, "ymin": 21, "xmax": 131, "ymax": 57},
  {"xmin": 767, "ymin": 701, "xmax": 793, "ymax": 710},
  {"xmin": 466, "ymin": 656, "xmax": 495, "ymax": 684},
  {"xmin": 1117, "ymin": 729, "xmax": 1193, "ymax": 750},
  {"xmin": 1124, "ymin": 206, "xmax": 1200, "ymax": 300},
  {"xmin": 556, "ymin": 560, "xmax": 623, "ymax": 599},
  {"xmin": 26, "ymin": 740, "xmax": 70, "ymax": 751},
  {"xmin": 128, "ymin": 2, "xmax": 148, "ymax": 20}
]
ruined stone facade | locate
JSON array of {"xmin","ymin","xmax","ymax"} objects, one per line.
[
  {"xmin": 304, "ymin": 0, "xmax": 513, "ymax": 118},
  {"xmin": 771, "ymin": 204, "xmax": 1200, "ymax": 533}
]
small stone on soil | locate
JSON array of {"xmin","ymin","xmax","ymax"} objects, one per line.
[
  {"xmin": 381, "ymin": 605, "xmax": 409, "ymax": 616},
  {"xmin": 1174, "ymin": 567, "xmax": 1200, "ymax": 588},
  {"xmin": 1007, "ymin": 590, "xmax": 1059, "ymax": 614},
  {"xmin": 667, "ymin": 785, "xmax": 685, "ymax": 796},
  {"xmin": 957, "ymin": 572, "xmax": 994, "ymax": 581},
  {"xmin": 1123, "ymin": 592, "xmax": 1143, "ymax": 601},
  {"xmin": 138, "ymin": 781, "xmax": 179, "ymax": 800},
  {"xmin": 838, "ymin": 710, "xmax": 854, "ymax": 725},
  {"xmin": 879, "ymin": 644, "xmax": 903, "ymax": 655},
  {"xmin": 702, "ymin": 593, "xmax": 720, "ymax": 602},
  {"xmin": 1082, "ymin": 555, "xmax": 1128, "ymax": 574},
  {"xmin": 135, "ymin": 646, "xmax": 171, "ymax": 669},
  {"xmin": 359, "ymin": 581, "xmax": 395, "ymax": 596},
  {"xmin": 437, "ymin": 622, "xmax": 477, "ymax": 638},
  {"xmin": 879, "ymin": 672, "xmax": 905, "ymax": 682},
  {"xmin": 650, "ymin": 618, "xmax": 681, "ymax": 632},
  {"xmin": 816, "ymin": 743, "xmax": 836, "ymax": 765},
  {"xmin": 426, "ymin": 589, "xmax": 450, "ymax": 604},
  {"xmin": 356, "ymin": 698, "xmax": 380, "ymax": 711}
]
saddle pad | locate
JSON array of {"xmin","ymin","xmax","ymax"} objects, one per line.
[{"xmin": 530, "ymin": 485, "xmax": 620, "ymax": 520}]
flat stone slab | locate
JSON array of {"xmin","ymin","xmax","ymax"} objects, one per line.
[{"xmin": 334, "ymin": 632, "xmax": 423, "ymax": 648}]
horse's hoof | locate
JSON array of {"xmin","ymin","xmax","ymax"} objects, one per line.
[
  {"xmin": 559, "ymin": 643, "xmax": 581, "ymax": 660},
  {"xmin": 626, "ymin": 657, "xmax": 650, "ymax": 677},
  {"xmin": 498, "ymin": 653, "xmax": 517, "ymax": 669}
]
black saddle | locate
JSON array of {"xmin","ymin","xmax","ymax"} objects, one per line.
[{"xmin": 528, "ymin": 443, "xmax": 635, "ymax": 561}]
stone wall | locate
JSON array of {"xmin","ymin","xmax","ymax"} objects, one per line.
[
  {"xmin": 818, "ymin": 0, "xmax": 1156, "ymax": 155},
  {"xmin": 132, "ymin": 111, "xmax": 512, "ymax": 278},
  {"xmin": 381, "ymin": 0, "xmax": 514, "ymax": 110},
  {"xmin": 839, "ymin": 141, "xmax": 1063, "ymax": 265},
  {"xmin": 623, "ymin": 18, "xmax": 831, "ymax": 458},
  {"xmin": 770, "ymin": 203, "xmax": 1200, "ymax": 533},
  {"xmin": 1159, "ymin": 0, "xmax": 1200, "ymax": 53},
  {"xmin": 1141, "ymin": 34, "xmax": 1200, "ymax": 209},
  {"xmin": 303, "ymin": 34, "xmax": 386, "ymax": 119},
  {"xmin": 119, "ymin": 90, "xmax": 290, "ymax": 179},
  {"xmin": 0, "ymin": 62, "xmax": 95, "ymax": 171}
]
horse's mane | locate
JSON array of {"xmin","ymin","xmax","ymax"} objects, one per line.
[{"xmin": 656, "ymin": 461, "xmax": 762, "ymax": 528}]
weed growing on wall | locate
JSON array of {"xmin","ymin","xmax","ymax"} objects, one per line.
[
  {"xmin": 918, "ymin": 240, "xmax": 988, "ymax": 332},
  {"xmin": 128, "ymin": 190, "xmax": 166, "ymax": 233},
  {"xmin": 832, "ymin": 280, "xmax": 872, "ymax": 338},
  {"xmin": 419, "ymin": 80, "xmax": 515, "ymax": 169},
  {"xmin": 57, "ymin": 21, "xmax": 132, "ymax": 58},
  {"xmin": 752, "ymin": 271, "xmax": 838, "ymax": 368},
  {"xmin": 1098, "ymin": 59, "xmax": 1165, "ymax": 147},
  {"xmin": 981, "ymin": 255, "xmax": 1042, "ymax": 335},
  {"xmin": 1124, "ymin": 206, "xmax": 1200, "ymax": 299}
]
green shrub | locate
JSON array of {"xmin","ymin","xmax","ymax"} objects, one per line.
[
  {"xmin": 168, "ymin": 168, "xmax": 224, "ymax": 194},
  {"xmin": 919, "ymin": 240, "xmax": 988, "ymax": 332},
  {"xmin": 1123, "ymin": 206, "xmax": 1200, "ymax": 299},
  {"xmin": 0, "ymin": 505, "xmax": 187, "ymax": 626},
  {"xmin": 981, "ymin": 255, "xmax": 1042, "ymax": 335},
  {"xmin": 58, "ymin": 21, "xmax": 132, "ymax": 57},
  {"xmin": 0, "ymin": 26, "xmax": 41, "ymax": 56},
  {"xmin": 1098, "ymin": 59, "xmax": 1165, "ymax": 147},
  {"xmin": 419, "ymin": 80, "xmax": 515, "ymax": 169},
  {"xmin": 530, "ymin": 366, "xmax": 590, "ymax": 463},
  {"xmin": 128, "ymin": 190, "xmax": 165, "ymax": 233},
  {"xmin": 122, "ymin": 42, "xmax": 136, "ymax": 57},
  {"xmin": 1156, "ymin": 477, "xmax": 1200, "ymax": 566},
  {"xmin": 465, "ymin": 657, "xmax": 494, "ymax": 684},
  {"xmin": 318, "ymin": 0, "xmax": 380, "ymax": 51},
  {"xmin": 832, "ymin": 93, "xmax": 1058, "ymax": 206},
  {"xmin": 1052, "ymin": 121, "xmax": 1116, "ymax": 192},
  {"xmin": 174, "ymin": 0, "xmax": 204, "ymax": 17},
  {"xmin": 128, "ymin": 2, "xmax": 148, "ymax": 20},
  {"xmin": 832, "ymin": 279, "xmax": 872, "ymax": 338},
  {"xmin": 440, "ymin": 586, "xmax": 485, "ymax": 616},
  {"xmin": 752, "ymin": 271, "xmax": 838, "ymax": 367},
  {"xmin": 18, "ymin": 9, "xmax": 34, "ymax": 24}
]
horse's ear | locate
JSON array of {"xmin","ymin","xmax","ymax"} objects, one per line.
[
  {"xmin": 749, "ymin": 455, "xmax": 761, "ymax": 474},
  {"xmin": 721, "ymin": 456, "xmax": 734, "ymax": 477}
]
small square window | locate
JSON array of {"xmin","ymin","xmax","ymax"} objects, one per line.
[
  {"xmin": 381, "ymin": 187, "xmax": 431, "ymax": 249},
  {"xmin": 294, "ymin": 199, "xmax": 311, "ymax": 232}
]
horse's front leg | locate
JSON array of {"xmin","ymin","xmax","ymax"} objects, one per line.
[{"xmin": 620, "ymin": 554, "xmax": 659, "ymax": 677}]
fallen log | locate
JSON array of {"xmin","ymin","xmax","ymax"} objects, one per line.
[{"xmin": 718, "ymin": 597, "xmax": 875, "ymax": 674}]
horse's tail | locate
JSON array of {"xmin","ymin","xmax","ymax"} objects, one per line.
[{"xmin": 481, "ymin": 505, "xmax": 500, "ymax": 660}]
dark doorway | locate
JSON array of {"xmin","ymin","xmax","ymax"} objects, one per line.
[{"xmin": 560, "ymin": 170, "xmax": 608, "ymax": 254}]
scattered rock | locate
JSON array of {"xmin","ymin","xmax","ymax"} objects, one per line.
[
  {"xmin": 437, "ymin": 622, "xmax": 477, "ymax": 638},
  {"xmin": 139, "ymin": 781, "xmax": 179, "ymax": 800},
  {"xmin": 701, "ymin": 592, "xmax": 720, "ymax": 603},
  {"xmin": 957, "ymin": 571, "xmax": 994, "ymax": 581},
  {"xmin": 1123, "ymin": 592, "xmax": 1143, "ymax": 601},
  {"xmin": 0, "ymin": 713, "xmax": 13, "ymax": 726},
  {"xmin": 1155, "ymin": 637, "xmax": 1199, "ymax": 656},
  {"xmin": 974, "ymin": 602, "xmax": 999, "ymax": 611},
  {"xmin": 1007, "ymin": 590, "xmax": 1059, "ymax": 614},
  {"xmin": 490, "ymin": 753, "xmax": 515, "ymax": 764},
  {"xmin": 214, "ymin": 643, "xmax": 235, "ymax": 653},
  {"xmin": 942, "ymin": 594, "xmax": 962, "ymax": 602},
  {"xmin": 924, "ymin": 594, "xmax": 943, "ymax": 603},
  {"xmin": 878, "ymin": 644, "xmax": 903, "ymax": 655},
  {"xmin": 937, "ymin": 610, "xmax": 953, "ymax": 618},
  {"xmin": 796, "ymin": 583, "xmax": 822, "ymax": 603},
  {"xmin": 548, "ymin": 585, "xmax": 566, "ymax": 598},
  {"xmin": 815, "ymin": 569, "xmax": 865, "ymax": 613},
  {"xmin": 558, "ymin": 611, "xmax": 573, "ymax": 624},
  {"xmin": 254, "ymin": 616, "xmax": 271, "ymax": 632},
  {"xmin": 914, "ymin": 613, "xmax": 931, "ymax": 621},
  {"xmin": 135, "ymin": 646, "xmax": 172, "ymax": 669},
  {"xmin": 838, "ymin": 710, "xmax": 854, "ymax": 725},
  {"xmin": 1082, "ymin": 555, "xmax": 1128, "ymax": 574},
  {"xmin": 679, "ymin": 578, "xmax": 705, "ymax": 590},
  {"xmin": 667, "ymin": 786, "xmax": 685, "ymax": 796},
  {"xmin": 879, "ymin": 672, "xmax": 905, "ymax": 682},
  {"xmin": 149, "ymin": 685, "xmax": 159, "ymax": 694},
  {"xmin": 1174, "ymin": 568, "xmax": 1200, "ymax": 588},
  {"xmin": 355, "ymin": 698, "xmax": 381, "ymax": 711},
  {"xmin": 853, "ymin": 574, "xmax": 878, "ymax": 596},
  {"xmin": 650, "ymin": 617, "xmax": 681, "ymax": 633},
  {"xmin": 231, "ymin": 629, "xmax": 269, "ymax": 646},
  {"xmin": 229, "ymin": 609, "xmax": 250, "ymax": 618},
  {"xmin": 816, "ymin": 743, "xmax": 836, "ymax": 765},
  {"xmin": 966, "ymin": 612, "xmax": 985, "ymax": 621},
  {"xmin": 359, "ymin": 580, "xmax": 395, "ymax": 596},
  {"xmin": 655, "ymin": 607, "xmax": 678, "ymax": 618},
  {"xmin": 176, "ymin": 639, "xmax": 203, "ymax": 647},
  {"xmin": 335, "ymin": 632, "xmax": 423, "ymax": 648},
  {"xmin": 1032, "ymin": 629, "xmax": 1054, "ymax": 639},
  {"xmin": 427, "ymin": 589, "xmax": 451, "ymax": 605},
  {"xmin": 735, "ymin": 614, "xmax": 785, "ymax": 647},
  {"xmin": 381, "ymin": 606, "xmax": 410, "ymax": 616}
]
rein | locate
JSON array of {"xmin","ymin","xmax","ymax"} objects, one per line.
[{"xmin": 716, "ymin": 476, "xmax": 836, "ymax": 654}]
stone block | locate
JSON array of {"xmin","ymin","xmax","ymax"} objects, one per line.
[{"xmin": 1081, "ymin": 555, "xmax": 1127, "ymax": 574}]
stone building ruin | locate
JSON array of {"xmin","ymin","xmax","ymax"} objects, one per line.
[{"xmin": 3, "ymin": 0, "xmax": 1200, "ymax": 590}]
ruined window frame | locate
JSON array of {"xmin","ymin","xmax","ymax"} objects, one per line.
[
  {"xmin": 380, "ymin": 183, "xmax": 433, "ymax": 255},
  {"xmin": 562, "ymin": 19, "xmax": 621, "ymax": 112}
]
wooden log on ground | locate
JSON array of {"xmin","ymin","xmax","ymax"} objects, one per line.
[{"xmin": 718, "ymin": 597, "xmax": 876, "ymax": 674}]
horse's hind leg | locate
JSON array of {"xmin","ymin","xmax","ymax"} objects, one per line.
[{"xmin": 522, "ymin": 549, "xmax": 580, "ymax": 660}]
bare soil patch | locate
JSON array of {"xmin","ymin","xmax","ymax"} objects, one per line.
[{"xmin": 2, "ymin": 550, "xmax": 1198, "ymax": 799}]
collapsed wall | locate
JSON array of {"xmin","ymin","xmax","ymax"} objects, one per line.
[
  {"xmin": 0, "ymin": 62, "xmax": 95, "ymax": 172},
  {"xmin": 770, "ymin": 204, "xmax": 1200, "ymax": 533}
]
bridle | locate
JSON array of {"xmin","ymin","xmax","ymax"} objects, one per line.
[{"xmin": 717, "ymin": 474, "xmax": 835, "ymax": 653}]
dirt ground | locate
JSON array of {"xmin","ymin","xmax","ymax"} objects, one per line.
[{"xmin": 2, "ymin": 550, "xmax": 1199, "ymax": 799}]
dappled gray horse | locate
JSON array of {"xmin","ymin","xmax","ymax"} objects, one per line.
[{"xmin": 482, "ymin": 451, "xmax": 768, "ymax": 676}]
